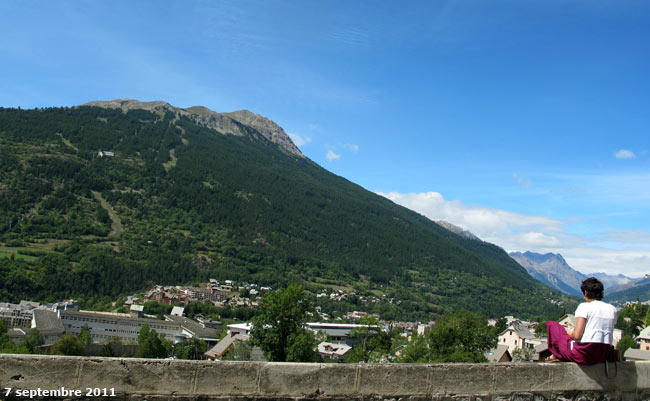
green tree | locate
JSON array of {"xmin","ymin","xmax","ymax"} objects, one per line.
[
  {"xmin": 395, "ymin": 334, "xmax": 429, "ymax": 363},
  {"xmin": 136, "ymin": 324, "xmax": 171, "ymax": 358},
  {"xmin": 616, "ymin": 335, "xmax": 639, "ymax": 360},
  {"xmin": 100, "ymin": 343, "xmax": 115, "ymax": 357},
  {"xmin": 79, "ymin": 324, "xmax": 93, "ymax": 345},
  {"xmin": 51, "ymin": 334, "xmax": 85, "ymax": 356},
  {"xmin": 99, "ymin": 336, "xmax": 123, "ymax": 357},
  {"xmin": 616, "ymin": 304, "xmax": 647, "ymax": 338},
  {"xmin": 21, "ymin": 329, "xmax": 45, "ymax": 353},
  {"xmin": 512, "ymin": 346, "xmax": 535, "ymax": 362},
  {"xmin": 223, "ymin": 340, "xmax": 253, "ymax": 361},
  {"xmin": 250, "ymin": 284, "xmax": 318, "ymax": 362},
  {"xmin": 0, "ymin": 321, "xmax": 27, "ymax": 354},
  {"xmin": 174, "ymin": 337, "xmax": 208, "ymax": 360},
  {"xmin": 491, "ymin": 317, "xmax": 508, "ymax": 337},
  {"xmin": 427, "ymin": 309, "xmax": 495, "ymax": 363},
  {"xmin": 345, "ymin": 317, "xmax": 394, "ymax": 363},
  {"xmin": 287, "ymin": 331, "xmax": 321, "ymax": 362}
]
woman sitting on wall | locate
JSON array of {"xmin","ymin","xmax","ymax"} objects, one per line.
[{"xmin": 546, "ymin": 277, "xmax": 617, "ymax": 364}]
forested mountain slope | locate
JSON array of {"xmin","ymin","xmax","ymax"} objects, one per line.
[{"xmin": 0, "ymin": 104, "xmax": 574, "ymax": 320}]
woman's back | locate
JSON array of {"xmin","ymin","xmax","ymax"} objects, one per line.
[{"xmin": 575, "ymin": 300, "xmax": 617, "ymax": 344}]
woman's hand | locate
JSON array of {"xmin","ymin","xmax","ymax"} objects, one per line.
[{"xmin": 570, "ymin": 317, "xmax": 586, "ymax": 341}]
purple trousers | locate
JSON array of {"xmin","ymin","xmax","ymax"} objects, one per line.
[{"xmin": 546, "ymin": 321, "xmax": 612, "ymax": 365}]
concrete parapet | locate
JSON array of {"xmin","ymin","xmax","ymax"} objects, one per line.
[{"xmin": 1, "ymin": 354, "xmax": 649, "ymax": 400}]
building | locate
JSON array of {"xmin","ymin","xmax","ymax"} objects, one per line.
[
  {"xmin": 170, "ymin": 306, "xmax": 185, "ymax": 317},
  {"xmin": 484, "ymin": 345, "xmax": 512, "ymax": 363},
  {"xmin": 317, "ymin": 342, "xmax": 352, "ymax": 360},
  {"xmin": 0, "ymin": 302, "xmax": 33, "ymax": 329},
  {"xmin": 44, "ymin": 309, "xmax": 219, "ymax": 345},
  {"xmin": 228, "ymin": 323, "xmax": 253, "ymax": 336},
  {"xmin": 636, "ymin": 326, "xmax": 650, "ymax": 351},
  {"xmin": 164, "ymin": 315, "xmax": 221, "ymax": 346},
  {"xmin": 306, "ymin": 322, "xmax": 377, "ymax": 346},
  {"xmin": 130, "ymin": 305, "xmax": 144, "ymax": 318},
  {"xmin": 31, "ymin": 310, "xmax": 65, "ymax": 345},
  {"xmin": 204, "ymin": 334, "xmax": 248, "ymax": 360},
  {"xmin": 498, "ymin": 323, "xmax": 538, "ymax": 354},
  {"xmin": 624, "ymin": 348, "xmax": 650, "ymax": 361},
  {"xmin": 57, "ymin": 310, "xmax": 180, "ymax": 343}
]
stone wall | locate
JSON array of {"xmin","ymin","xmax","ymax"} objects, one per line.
[{"xmin": 1, "ymin": 355, "xmax": 649, "ymax": 400}]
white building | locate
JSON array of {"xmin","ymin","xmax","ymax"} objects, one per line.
[
  {"xmin": 498, "ymin": 323, "xmax": 538, "ymax": 354},
  {"xmin": 317, "ymin": 342, "xmax": 352, "ymax": 360}
]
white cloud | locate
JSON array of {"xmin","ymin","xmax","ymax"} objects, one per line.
[
  {"xmin": 378, "ymin": 191, "xmax": 650, "ymax": 278},
  {"xmin": 614, "ymin": 149, "xmax": 636, "ymax": 159},
  {"xmin": 512, "ymin": 173, "xmax": 532, "ymax": 189},
  {"xmin": 288, "ymin": 132, "xmax": 311, "ymax": 147},
  {"xmin": 378, "ymin": 191, "xmax": 563, "ymax": 238},
  {"xmin": 326, "ymin": 150, "xmax": 341, "ymax": 162},
  {"xmin": 520, "ymin": 232, "xmax": 561, "ymax": 247},
  {"xmin": 343, "ymin": 143, "xmax": 359, "ymax": 153}
]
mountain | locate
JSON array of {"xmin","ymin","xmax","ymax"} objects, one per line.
[
  {"xmin": 0, "ymin": 101, "xmax": 574, "ymax": 320},
  {"xmin": 605, "ymin": 276, "xmax": 650, "ymax": 304},
  {"xmin": 509, "ymin": 251, "xmax": 641, "ymax": 298},
  {"xmin": 589, "ymin": 272, "xmax": 640, "ymax": 294},
  {"xmin": 435, "ymin": 221, "xmax": 481, "ymax": 241},
  {"xmin": 509, "ymin": 252, "xmax": 586, "ymax": 297},
  {"xmin": 84, "ymin": 99, "xmax": 303, "ymax": 157}
]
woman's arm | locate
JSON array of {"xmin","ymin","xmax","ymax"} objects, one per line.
[{"xmin": 567, "ymin": 317, "xmax": 586, "ymax": 341}]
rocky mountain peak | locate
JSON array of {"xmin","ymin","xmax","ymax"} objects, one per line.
[
  {"xmin": 435, "ymin": 220, "xmax": 481, "ymax": 241},
  {"xmin": 82, "ymin": 99, "xmax": 303, "ymax": 157},
  {"xmin": 509, "ymin": 251, "xmax": 586, "ymax": 297}
]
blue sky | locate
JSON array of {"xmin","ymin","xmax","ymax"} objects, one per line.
[{"xmin": 2, "ymin": 1, "xmax": 649, "ymax": 277}]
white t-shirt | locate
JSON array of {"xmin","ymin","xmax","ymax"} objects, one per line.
[{"xmin": 574, "ymin": 300, "xmax": 617, "ymax": 344}]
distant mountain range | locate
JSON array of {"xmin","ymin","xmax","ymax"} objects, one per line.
[{"xmin": 509, "ymin": 251, "xmax": 643, "ymax": 300}]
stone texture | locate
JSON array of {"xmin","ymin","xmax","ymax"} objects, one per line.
[
  {"xmin": 492, "ymin": 363, "xmax": 553, "ymax": 393},
  {"xmin": 1, "ymin": 356, "xmax": 650, "ymax": 401},
  {"xmin": 194, "ymin": 361, "xmax": 259, "ymax": 396},
  {"xmin": 357, "ymin": 364, "xmax": 431, "ymax": 396}
]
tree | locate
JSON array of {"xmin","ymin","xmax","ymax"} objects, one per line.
[
  {"xmin": 395, "ymin": 334, "xmax": 429, "ymax": 363},
  {"xmin": 0, "ymin": 321, "xmax": 28, "ymax": 354},
  {"xmin": 51, "ymin": 334, "xmax": 85, "ymax": 356},
  {"xmin": 99, "ymin": 336, "xmax": 123, "ymax": 357},
  {"xmin": 492, "ymin": 317, "xmax": 508, "ymax": 337},
  {"xmin": 345, "ymin": 317, "xmax": 394, "ymax": 363},
  {"xmin": 426, "ymin": 309, "xmax": 496, "ymax": 363},
  {"xmin": 534, "ymin": 322, "xmax": 547, "ymax": 338},
  {"xmin": 287, "ymin": 331, "xmax": 321, "ymax": 362},
  {"xmin": 616, "ymin": 304, "xmax": 647, "ymax": 338},
  {"xmin": 512, "ymin": 346, "xmax": 535, "ymax": 362},
  {"xmin": 136, "ymin": 324, "xmax": 171, "ymax": 358},
  {"xmin": 21, "ymin": 329, "xmax": 45, "ymax": 353},
  {"xmin": 79, "ymin": 324, "xmax": 93, "ymax": 345},
  {"xmin": 250, "ymin": 284, "xmax": 318, "ymax": 362},
  {"xmin": 616, "ymin": 335, "xmax": 639, "ymax": 359},
  {"xmin": 223, "ymin": 340, "xmax": 253, "ymax": 361},
  {"xmin": 174, "ymin": 337, "xmax": 208, "ymax": 360}
]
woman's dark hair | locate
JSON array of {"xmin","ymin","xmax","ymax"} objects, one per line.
[{"xmin": 581, "ymin": 277, "xmax": 604, "ymax": 300}]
